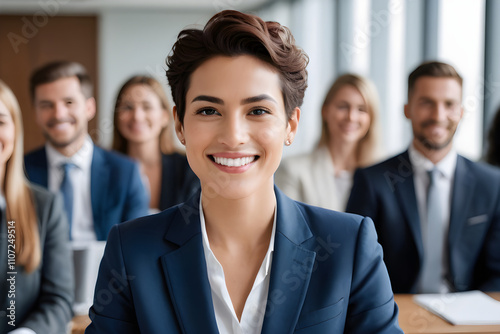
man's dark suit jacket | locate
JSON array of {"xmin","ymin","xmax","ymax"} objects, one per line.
[
  {"xmin": 85, "ymin": 188, "xmax": 402, "ymax": 333},
  {"xmin": 346, "ymin": 151, "xmax": 500, "ymax": 293},
  {"xmin": 24, "ymin": 145, "xmax": 149, "ymax": 240},
  {"xmin": 0, "ymin": 185, "xmax": 74, "ymax": 333}
]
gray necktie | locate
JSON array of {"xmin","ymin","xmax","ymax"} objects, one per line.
[{"xmin": 420, "ymin": 168, "xmax": 444, "ymax": 293}]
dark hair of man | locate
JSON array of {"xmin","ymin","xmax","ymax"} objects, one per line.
[
  {"xmin": 166, "ymin": 10, "xmax": 309, "ymax": 125},
  {"xmin": 407, "ymin": 61, "xmax": 463, "ymax": 100},
  {"xmin": 30, "ymin": 60, "xmax": 93, "ymax": 101}
]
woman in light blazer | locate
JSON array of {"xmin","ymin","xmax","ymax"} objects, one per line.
[
  {"xmin": 0, "ymin": 80, "xmax": 73, "ymax": 334},
  {"xmin": 86, "ymin": 10, "xmax": 401, "ymax": 334},
  {"xmin": 276, "ymin": 74, "xmax": 380, "ymax": 211}
]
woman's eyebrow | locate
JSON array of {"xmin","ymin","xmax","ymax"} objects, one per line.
[
  {"xmin": 191, "ymin": 95, "xmax": 224, "ymax": 104},
  {"xmin": 241, "ymin": 94, "xmax": 277, "ymax": 105},
  {"xmin": 191, "ymin": 94, "xmax": 277, "ymax": 105}
]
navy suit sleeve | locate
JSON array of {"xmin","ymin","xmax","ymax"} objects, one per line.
[
  {"xmin": 346, "ymin": 169, "xmax": 378, "ymax": 219},
  {"xmin": 22, "ymin": 193, "xmax": 74, "ymax": 333},
  {"xmin": 122, "ymin": 162, "xmax": 149, "ymax": 222},
  {"xmin": 345, "ymin": 217, "xmax": 401, "ymax": 333},
  {"xmin": 86, "ymin": 225, "xmax": 140, "ymax": 333},
  {"xmin": 480, "ymin": 191, "xmax": 500, "ymax": 291}
]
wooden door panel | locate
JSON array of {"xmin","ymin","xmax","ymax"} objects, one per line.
[{"xmin": 0, "ymin": 15, "xmax": 98, "ymax": 153}]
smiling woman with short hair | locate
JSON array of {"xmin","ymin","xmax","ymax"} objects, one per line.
[{"xmin": 86, "ymin": 10, "xmax": 402, "ymax": 334}]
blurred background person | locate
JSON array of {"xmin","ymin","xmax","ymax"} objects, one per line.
[
  {"xmin": 485, "ymin": 105, "xmax": 500, "ymax": 167},
  {"xmin": 112, "ymin": 76, "xmax": 199, "ymax": 213},
  {"xmin": 24, "ymin": 61, "xmax": 149, "ymax": 241},
  {"xmin": 275, "ymin": 73, "xmax": 380, "ymax": 211},
  {"xmin": 0, "ymin": 80, "xmax": 73, "ymax": 334},
  {"xmin": 346, "ymin": 61, "xmax": 500, "ymax": 294}
]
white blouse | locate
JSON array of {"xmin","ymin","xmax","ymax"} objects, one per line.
[{"xmin": 199, "ymin": 196, "xmax": 276, "ymax": 334}]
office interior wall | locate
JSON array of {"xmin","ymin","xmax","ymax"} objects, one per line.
[{"xmin": 98, "ymin": 9, "xmax": 212, "ymax": 148}]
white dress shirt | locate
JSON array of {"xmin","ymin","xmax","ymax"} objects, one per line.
[
  {"xmin": 408, "ymin": 144, "xmax": 457, "ymax": 293},
  {"xmin": 200, "ymin": 195, "xmax": 276, "ymax": 334},
  {"xmin": 46, "ymin": 135, "xmax": 95, "ymax": 241}
]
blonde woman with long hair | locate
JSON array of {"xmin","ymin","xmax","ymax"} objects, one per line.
[
  {"xmin": 0, "ymin": 80, "xmax": 73, "ymax": 333},
  {"xmin": 275, "ymin": 74, "xmax": 380, "ymax": 211}
]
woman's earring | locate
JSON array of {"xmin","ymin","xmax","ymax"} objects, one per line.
[
  {"xmin": 181, "ymin": 139, "xmax": 186, "ymax": 145},
  {"xmin": 285, "ymin": 139, "xmax": 291, "ymax": 146}
]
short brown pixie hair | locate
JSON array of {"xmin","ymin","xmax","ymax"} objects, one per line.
[
  {"xmin": 166, "ymin": 10, "xmax": 309, "ymax": 124},
  {"xmin": 407, "ymin": 61, "xmax": 463, "ymax": 100},
  {"xmin": 30, "ymin": 60, "xmax": 93, "ymax": 101}
]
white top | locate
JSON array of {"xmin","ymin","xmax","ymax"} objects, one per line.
[
  {"xmin": 200, "ymin": 195, "xmax": 276, "ymax": 334},
  {"xmin": 46, "ymin": 136, "xmax": 95, "ymax": 241},
  {"xmin": 408, "ymin": 144, "xmax": 457, "ymax": 293},
  {"xmin": 334, "ymin": 170, "xmax": 353, "ymax": 211}
]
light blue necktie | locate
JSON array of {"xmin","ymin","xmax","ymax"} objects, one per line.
[
  {"xmin": 60, "ymin": 163, "xmax": 75, "ymax": 239},
  {"xmin": 420, "ymin": 168, "xmax": 444, "ymax": 293}
]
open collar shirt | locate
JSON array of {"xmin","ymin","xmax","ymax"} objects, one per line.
[{"xmin": 200, "ymin": 194, "xmax": 276, "ymax": 334}]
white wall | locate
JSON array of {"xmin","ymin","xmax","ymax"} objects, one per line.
[
  {"xmin": 437, "ymin": 0, "xmax": 485, "ymax": 160},
  {"xmin": 97, "ymin": 9, "xmax": 212, "ymax": 148}
]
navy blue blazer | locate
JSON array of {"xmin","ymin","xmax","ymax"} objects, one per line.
[
  {"xmin": 159, "ymin": 153, "xmax": 200, "ymax": 211},
  {"xmin": 346, "ymin": 151, "xmax": 500, "ymax": 293},
  {"xmin": 24, "ymin": 145, "xmax": 149, "ymax": 240},
  {"xmin": 85, "ymin": 188, "xmax": 402, "ymax": 333}
]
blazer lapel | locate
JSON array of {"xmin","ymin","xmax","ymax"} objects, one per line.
[
  {"xmin": 394, "ymin": 151, "xmax": 424, "ymax": 264},
  {"xmin": 261, "ymin": 187, "xmax": 315, "ymax": 334},
  {"xmin": 90, "ymin": 147, "xmax": 110, "ymax": 239},
  {"xmin": 162, "ymin": 194, "xmax": 219, "ymax": 334},
  {"xmin": 26, "ymin": 147, "xmax": 49, "ymax": 187},
  {"xmin": 448, "ymin": 156, "xmax": 474, "ymax": 254}
]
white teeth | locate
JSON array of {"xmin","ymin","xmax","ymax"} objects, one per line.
[{"xmin": 213, "ymin": 156, "xmax": 255, "ymax": 167}]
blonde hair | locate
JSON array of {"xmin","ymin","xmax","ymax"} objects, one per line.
[
  {"xmin": 318, "ymin": 73, "xmax": 380, "ymax": 167},
  {"xmin": 0, "ymin": 80, "xmax": 40, "ymax": 273},
  {"xmin": 112, "ymin": 76, "xmax": 176, "ymax": 155}
]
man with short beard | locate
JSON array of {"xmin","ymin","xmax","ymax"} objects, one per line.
[
  {"xmin": 346, "ymin": 61, "xmax": 500, "ymax": 294},
  {"xmin": 24, "ymin": 61, "xmax": 149, "ymax": 241}
]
